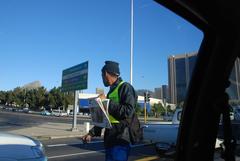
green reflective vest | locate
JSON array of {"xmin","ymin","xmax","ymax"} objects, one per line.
[{"xmin": 108, "ymin": 81, "xmax": 124, "ymax": 123}]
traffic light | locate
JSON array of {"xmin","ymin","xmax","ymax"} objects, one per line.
[
  {"xmin": 144, "ymin": 92, "xmax": 151, "ymax": 102},
  {"xmin": 147, "ymin": 93, "xmax": 150, "ymax": 102}
]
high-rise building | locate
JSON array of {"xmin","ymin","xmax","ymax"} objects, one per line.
[
  {"xmin": 154, "ymin": 87, "xmax": 162, "ymax": 99},
  {"xmin": 168, "ymin": 53, "xmax": 240, "ymax": 104},
  {"xmin": 168, "ymin": 52, "xmax": 197, "ymax": 104},
  {"xmin": 162, "ymin": 85, "xmax": 169, "ymax": 101},
  {"xmin": 226, "ymin": 58, "xmax": 240, "ymax": 100}
]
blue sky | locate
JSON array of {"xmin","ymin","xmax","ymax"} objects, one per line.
[{"xmin": 0, "ymin": 0, "xmax": 203, "ymax": 93}]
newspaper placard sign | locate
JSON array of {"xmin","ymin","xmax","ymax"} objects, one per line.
[{"xmin": 89, "ymin": 97, "xmax": 112, "ymax": 128}]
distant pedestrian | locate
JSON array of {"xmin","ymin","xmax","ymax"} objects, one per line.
[{"xmin": 82, "ymin": 61, "xmax": 142, "ymax": 161}]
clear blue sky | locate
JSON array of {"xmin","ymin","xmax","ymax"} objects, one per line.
[{"xmin": 0, "ymin": 0, "xmax": 203, "ymax": 93}]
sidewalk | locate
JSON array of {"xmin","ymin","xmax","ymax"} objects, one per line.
[
  {"xmin": 4, "ymin": 116, "xmax": 166, "ymax": 141},
  {"xmin": 6, "ymin": 122, "xmax": 94, "ymax": 141}
]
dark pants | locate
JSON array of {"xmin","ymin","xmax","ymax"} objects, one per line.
[{"xmin": 105, "ymin": 145, "xmax": 130, "ymax": 161}]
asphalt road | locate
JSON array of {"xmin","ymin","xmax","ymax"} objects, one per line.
[
  {"xmin": 43, "ymin": 138, "xmax": 163, "ymax": 161},
  {"xmin": 0, "ymin": 109, "xmax": 91, "ymax": 126},
  {"xmin": 2, "ymin": 109, "xmax": 240, "ymax": 160},
  {"xmin": 0, "ymin": 110, "xmax": 166, "ymax": 161}
]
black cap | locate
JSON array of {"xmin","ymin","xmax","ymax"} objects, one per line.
[{"xmin": 101, "ymin": 61, "xmax": 120, "ymax": 76}]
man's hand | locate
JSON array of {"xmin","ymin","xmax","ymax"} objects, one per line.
[
  {"xmin": 82, "ymin": 134, "xmax": 92, "ymax": 144},
  {"xmin": 98, "ymin": 93, "xmax": 106, "ymax": 100}
]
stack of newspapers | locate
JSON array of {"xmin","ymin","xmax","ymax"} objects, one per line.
[{"xmin": 89, "ymin": 97, "xmax": 112, "ymax": 128}]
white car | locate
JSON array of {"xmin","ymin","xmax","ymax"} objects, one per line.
[
  {"xmin": 0, "ymin": 132, "xmax": 47, "ymax": 161},
  {"xmin": 51, "ymin": 110, "xmax": 68, "ymax": 117}
]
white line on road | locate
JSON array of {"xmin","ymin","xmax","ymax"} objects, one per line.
[
  {"xmin": 48, "ymin": 149, "xmax": 106, "ymax": 159},
  {"xmin": 47, "ymin": 140, "xmax": 104, "ymax": 147},
  {"xmin": 47, "ymin": 142, "xmax": 153, "ymax": 159},
  {"xmin": 131, "ymin": 142, "xmax": 154, "ymax": 148},
  {"xmin": 47, "ymin": 141, "xmax": 152, "ymax": 148}
]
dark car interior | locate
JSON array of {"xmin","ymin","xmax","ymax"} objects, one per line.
[{"xmin": 155, "ymin": 0, "xmax": 240, "ymax": 161}]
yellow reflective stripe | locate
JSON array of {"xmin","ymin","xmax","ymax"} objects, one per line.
[{"xmin": 109, "ymin": 115, "xmax": 119, "ymax": 123}]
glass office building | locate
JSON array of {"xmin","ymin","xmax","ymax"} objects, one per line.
[
  {"xmin": 168, "ymin": 53, "xmax": 240, "ymax": 104},
  {"xmin": 168, "ymin": 53, "xmax": 197, "ymax": 104},
  {"xmin": 226, "ymin": 58, "xmax": 240, "ymax": 101}
]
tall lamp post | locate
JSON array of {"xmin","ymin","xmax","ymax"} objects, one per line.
[{"xmin": 130, "ymin": 0, "xmax": 134, "ymax": 85}]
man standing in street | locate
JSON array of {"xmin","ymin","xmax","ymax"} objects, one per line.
[{"xmin": 82, "ymin": 61, "xmax": 141, "ymax": 161}]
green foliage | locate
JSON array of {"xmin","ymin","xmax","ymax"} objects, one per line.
[
  {"xmin": 49, "ymin": 87, "xmax": 64, "ymax": 109},
  {"xmin": 6, "ymin": 91, "xmax": 14, "ymax": 106},
  {"xmin": 0, "ymin": 86, "xmax": 74, "ymax": 111},
  {"xmin": 63, "ymin": 92, "xmax": 74, "ymax": 110},
  {"xmin": 135, "ymin": 103, "xmax": 143, "ymax": 116},
  {"xmin": 166, "ymin": 105, "xmax": 174, "ymax": 113},
  {"xmin": 0, "ymin": 91, "xmax": 6, "ymax": 104},
  {"xmin": 151, "ymin": 102, "xmax": 165, "ymax": 117}
]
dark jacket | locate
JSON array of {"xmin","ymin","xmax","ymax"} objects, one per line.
[{"xmin": 88, "ymin": 77, "xmax": 138, "ymax": 148}]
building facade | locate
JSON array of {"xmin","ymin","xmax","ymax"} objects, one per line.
[
  {"xmin": 154, "ymin": 88, "xmax": 162, "ymax": 99},
  {"xmin": 226, "ymin": 58, "xmax": 240, "ymax": 101},
  {"xmin": 168, "ymin": 53, "xmax": 197, "ymax": 104},
  {"xmin": 168, "ymin": 53, "xmax": 240, "ymax": 104},
  {"xmin": 162, "ymin": 85, "xmax": 169, "ymax": 101}
]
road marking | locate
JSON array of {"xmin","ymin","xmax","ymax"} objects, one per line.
[
  {"xmin": 47, "ymin": 140, "xmax": 104, "ymax": 147},
  {"xmin": 47, "ymin": 141, "xmax": 153, "ymax": 148},
  {"xmin": 47, "ymin": 142, "xmax": 153, "ymax": 159},
  {"xmin": 134, "ymin": 156, "xmax": 159, "ymax": 161},
  {"xmin": 48, "ymin": 149, "xmax": 105, "ymax": 159},
  {"xmin": 131, "ymin": 142, "xmax": 154, "ymax": 148}
]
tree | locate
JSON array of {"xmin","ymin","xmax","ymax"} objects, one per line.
[
  {"xmin": 63, "ymin": 92, "xmax": 74, "ymax": 111},
  {"xmin": 6, "ymin": 91, "xmax": 14, "ymax": 106},
  {"xmin": 35, "ymin": 87, "xmax": 47, "ymax": 110},
  {"xmin": 167, "ymin": 105, "xmax": 174, "ymax": 113},
  {"xmin": 49, "ymin": 87, "xmax": 64, "ymax": 109},
  {"xmin": 135, "ymin": 103, "xmax": 143, "ymax": 116},
  {"xmin": 0, "ymin": 91, "xmax": 6, "ymax": 104},
  {"xmin": 25, "ymin": 90, "xmax": 36, "ymax": 109},
  {"xmin": 152, "ymin": 102, "xmax": 165, "ymax": 118},
  {"xmin": 13, "ymin": 87, "xmax": 24, "ymax": 107}
]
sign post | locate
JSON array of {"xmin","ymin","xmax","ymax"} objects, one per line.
[{"xmin": 61, "ymin": 61, "xmax": 88, "ymax": 131}]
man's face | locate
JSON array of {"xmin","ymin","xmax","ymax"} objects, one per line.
[{"xmin": 102, "ymin": 71, "xmax": 109, "ymax": 87}]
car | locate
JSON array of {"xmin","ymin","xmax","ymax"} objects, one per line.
[
  {"xmin": 41, "ymin": 110, "xmax": 51, "ymax": 116},
  {"xmin": 162, "ymin": 113, "xmax": 173, "ymax": 121},
  {"xmin": 51, "ymin": 110, "xmax": 68, "ymax": 117},
  {"xmin": 0, "ymin": 132, "xmax": 47, "ymax": 161}
]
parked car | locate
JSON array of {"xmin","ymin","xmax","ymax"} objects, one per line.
[
  {"xmin": 41, "ymin": 110, "xmax": 51, "ymax": 116},
  {"xmin": 162, "ymin": 113, "xmax": 174, "ymax": 121},
  {"xmin": 51, "ymin": 110, "xmax": 68, "ymax": 117},
  {"xmin": 143, "ymin": 109, "xmax": 223, "ymax": 155},
  {"xmin": 0, "ymin": 132, "xmax": 47, "ymax": 161}
]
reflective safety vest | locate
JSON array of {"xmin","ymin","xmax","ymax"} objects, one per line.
[{"xmin": 108, "ymin": 81, "xmax": 124, "ymax": 123}]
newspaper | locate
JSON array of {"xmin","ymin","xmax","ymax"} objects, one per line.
[{"xmin": 89, "ymin": 97, "xmax": 112, "ymax": 128}]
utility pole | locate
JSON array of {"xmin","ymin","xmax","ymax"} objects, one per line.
[
  {"xmin": 144, "ymin": 91, "xmax": 150, "ymax": 123},
  {"xmin": 130, "ymin": 0, "xmax": 134, "ymax": 85},
  {"xmin": 72, "ymin": 90, "xmax": 79, "ymax": 131}
]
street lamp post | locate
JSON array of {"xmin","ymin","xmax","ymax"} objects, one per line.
[{"xmin": 130, "ymin": 0, "xmax": 134, "ymax": 85}]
